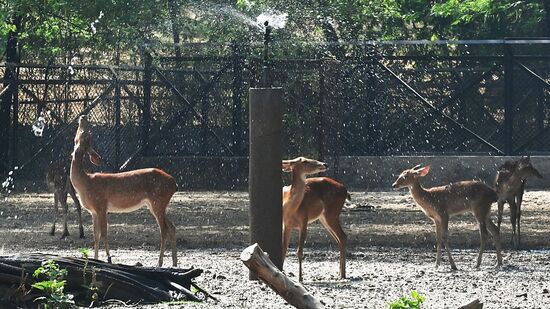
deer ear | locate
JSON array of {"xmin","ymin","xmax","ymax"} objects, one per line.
[
  {"xmin": 88, "ymin": 149, "xmax": 104, "ymax": 166},
  {"xmin": 416, "ymin": 165, "xmax": 431, "ymax": 177}
]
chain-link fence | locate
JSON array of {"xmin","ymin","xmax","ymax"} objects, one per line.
[{"xmin": 1, "ymin": 40, "xmax": 549, "ymax": 183}]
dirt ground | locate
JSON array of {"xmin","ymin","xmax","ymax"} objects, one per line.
[{"xmin": 1, "ymin": 190, "xmax": 550, "ymax": 308}]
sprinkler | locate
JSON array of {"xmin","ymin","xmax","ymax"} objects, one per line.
[{"xmin": 262, "ymin": 21, "xmax": 272, "ymax": 87}]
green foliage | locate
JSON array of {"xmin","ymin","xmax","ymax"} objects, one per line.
[
  {"xmin": 0, "ymin": 0, "xmax": 548, "ymax": 63},
  {"xmin": 79, "ymin": 248, "xmax": 91, "ymax": 259},
  {"xmin": 79, "ymin": 247, "xmax": 99, "ymax": 305},
  {"xmin": 32, "ymin": 260, "xmax": 75, "ymax": 309},
  {"xmin": 388, "ymin": 290, "xmax": 425, "ymax": 309}
]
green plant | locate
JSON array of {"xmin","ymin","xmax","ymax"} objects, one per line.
[
  {"xmin": 388, "ymin": 290, "xmax": 425, "ymax": 309},
  {"xmin": 79, "ymin": 248, "xmax": 91, "ymax": 259},
  {"xmin": 80, "ymin": 248, "xmax": 99, "ymax": 305},
  {"xmin": 32, "ymin": 260, "xmax": 75, "ymax": 308}
]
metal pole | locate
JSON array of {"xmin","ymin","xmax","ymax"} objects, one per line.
[
  {"xmin": 262, "ymin": 22, "xmax": 272, "ymax": 88},
  {"xmin": 317, "ymin": 63, "xmax": 325, "ymax": 160},
  {"xmin": 10, "ymin": 72, "xmax": 19, "ymax": 171},
  {"xmin": 114, "ymin": 71, "xmax": 121, "ymax": 167},
  {"xmin": 504, "ymin": 42, "xmax": 514, "ymax": 155},
  {"xmin": 248, "ymin": 87, "xmax": 283, "ymax": 279},
  {"xmin": 232, "ymin": 43, "xmax": 244, "ymax": 155},
  {"xmin": 142, "ymin": 49, "xmax": 153, "ymax": 156}
]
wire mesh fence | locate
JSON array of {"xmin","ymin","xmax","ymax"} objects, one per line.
[{"xmin": 1, "ymin": 40, "xmax": 549, "ymax": 180}]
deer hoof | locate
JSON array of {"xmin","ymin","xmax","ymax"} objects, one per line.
[{"xmin": 107, "ymin": 256, "xmax": 112, "ymax": 264}]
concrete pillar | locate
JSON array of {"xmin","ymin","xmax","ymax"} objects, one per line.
[{"xmin": 248, "ymin": 87, "xmax": 283, "ymax": 279}]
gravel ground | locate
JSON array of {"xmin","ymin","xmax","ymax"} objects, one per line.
[{"xmin": 1, "ymin": 190, "xmax": 550, "ymax": 308}]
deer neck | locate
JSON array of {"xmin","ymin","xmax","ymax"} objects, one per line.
[
  {"xmin": 284, "ymin": 170, "xmax": 307, "ymax": 211},
  {"xmin": 70, "ymin": 149, "xmax": 90, "ymax": 189},
  {"xmin": 409, "ymin": 180, "xmax": 434, "ymax": 211}
]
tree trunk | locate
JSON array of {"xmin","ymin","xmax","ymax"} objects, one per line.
[
  {"xmin": 0, "ymin": 14, "xmax": 21, "ymax": 174},
  {"xmin": 168, "ymin": 0, "xmax": 182, "ymax": 59},
  {"xmin": 241, "ymin": 243, "xmax": 324, "ymax": 309}
]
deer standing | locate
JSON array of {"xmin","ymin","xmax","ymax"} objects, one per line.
[
  {"xmin": 495, "ymin": 156, "xmax": 542, "ymax": 249},
  {"xmin": 282, "ymin": 157, "xmax": 348, "ymax": 281},
  {"xmin": 46, "ymin": 159, "xmax": 84, "ymax": 238},
  {"xmin": 70, "ymin": 115, "xmax": 178, "ymax": 267},
  {"xmin": 392, "ymin": 165, "xmax": 502, "ymax": 270}
]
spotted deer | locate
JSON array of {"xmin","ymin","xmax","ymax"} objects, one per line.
[
  {"xmin": 46, "ymin": 159, "xmax": 84, "ymax": 239},
  {"xmin": 495, "ymin": 156, "xmax": 542, "ymax": 248},
  {"xmin": 282, "ymin": 157, "xmax": 348, "ymax": 281},
  {"xmin": 392, "ymin": 165, "xmax": 502, "ymax": 270},
  {"xmin": 70, "ymin": 115, "xmax": 178, "ymax": 266}
]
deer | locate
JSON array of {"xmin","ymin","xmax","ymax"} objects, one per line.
[
  {"xmin": 46, "ymin": 159, "xmax": 84, "ymax": 239},
  {"xmin": 392, "ymin": 165, "xmax": 502, "ymax": 270},
  {"xmin": 70, "ymin": 115, "xmax": 178, "ymax": 267},
  {"xmin": 281, "ymin": 157, "xmax": 348, "ymax": 282},
  {"xmin": 495, "ymin": 156, "xmax": 542, "ymax": 249}
]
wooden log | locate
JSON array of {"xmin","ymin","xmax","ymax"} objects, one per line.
[
  {"xmin": 0, "ymin": 253, "xmax": 206, "ymax": 307},
  {"xmin": 458, "ymin": 298, "xmax": 483, "ymax": 309},
  {"xmin": 240, "ymin": 243, "xmax": 324, "ymax": 309}
]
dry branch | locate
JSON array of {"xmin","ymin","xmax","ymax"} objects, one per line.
[
  {"xmin": 0, "ymin": 253, "xmax": 205, "ymax": 307},
  {"xmin": 240, "ymin": 243, "xmax": 324, "ymax": 309},
  {"xmin": 458, "ymin": 298, "xmax": 483, "ymax": 309}
]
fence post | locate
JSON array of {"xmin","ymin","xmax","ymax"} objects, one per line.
[
  {"xmin": 114, "ymin": 69, "xmax": 122, "ymax": 167},
  {"xmin": 142, "ymin": 49, "xmax": 153, "ymax": 156},
  {"xmin": 200, "ymin": 89, "xmax": 209, "ymax": 155},
  {"xmin": 317, "ymin": 61, "xmax": 326, "ymax": 160},
  {"xmin": 232, "ymin": 43, "xmax": 244, "ymax": 155},
  {"xmin": 503, "ymin": 42, "xmax": 514, "ymax": 155},
  {"xmin": 10, "ymin": 67, "xmax": 19, "ymax": 171}
]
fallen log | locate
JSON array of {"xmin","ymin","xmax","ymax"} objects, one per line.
[
  {"xmin": 458, "ymin": 298, "xmax": 483, "ymax": 309},
  {"xmin": 240, "ymin": 243, "xmax": 324, "ymax": 309},
  {"xmin": 0, "ymin": 253, "xmax": 207, "ymax": 307}
]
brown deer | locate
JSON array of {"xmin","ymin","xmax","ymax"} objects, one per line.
[
  {"xmin": 282, "ymin": 157, "xmax": 348, "ymax": 281},
  {"xmin": 495, "ymin": 156, "xmax": 542, "ymax": 249},
  {"xmin": 392, "ymin": 165, "xmax": 502, "ymax": 270},
  {"xmin": 70, "ymin": 115, "xmax": 178, "ymax": 267},
  {"xmin": 46, "ymin": 159, "xmax": 84, "ymax": 239}
]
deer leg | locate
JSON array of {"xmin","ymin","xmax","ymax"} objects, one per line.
[
  {"xmin": 92, "ymin": 213, "xmax": 100, "ymax": 260},
  {"xmin": 320, "ymin": 215, "xmax": 347, "ymax": 279},
  {"xmin": 50, "ymin": 193, "xmax": 59, "ymax": 236},
  {"xmin": 516, "ymin": 193, "xmax": 523, "ymax": 248},
  {"xmin": 441, "ymin": 218, "xmax": 457, "ymax": 270},
  {"xmin": 96, "ymin": 211, "xmax": 111, "ymax": 263},
  {"xmin": 59, "ymin": 189, "xmax": 70, "ymax": 239},
  {"xmin": 486, "ymin": 218, "xmax": 503, "ymax": 268},
  {"xmin": 497, "ymin": 200, "xmax": 504, "ymax": 231},
  {"xmin": 434, "ymin": 222, "xmax": 442, "ymax": 268},
  {"xmin": 475, "ymin": 221, "xmax": 488, "ymax": 269},
  {"xmin": 282, "ymin": 225, "xmax": 292, "ymax": 266},
  {"xmin": 68, "ymin": 182, "xmax": 84, "ymax": 239},
  {"xmin": 509, "ymin": 199, "xmax": 518, "ymax": 249},
  {"xmin": 297, "ymin": 224, "xmax": 307, "ymax": 282},
  {"xmin": 150, "ymin": 205, "xmax": 169, "ymax": 267},
  {"xmin": 165, "ymin": 217, "xmax": 177, "ymax": 267}
]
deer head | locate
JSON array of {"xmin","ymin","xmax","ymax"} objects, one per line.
[
  {"xmin": 282, "ymin": 157, "xmax": 328, "ymax": 176},
  {"xmin": 517, "ymin": 156, "xmax": 543, "ymax": 179},
  {"xmin": 73, "ymin": 115, "xmax": 104, "ymax": 166},
  {"xmin": 392, "ymin": 165, "xmax": 431, "ymax": 189}
]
